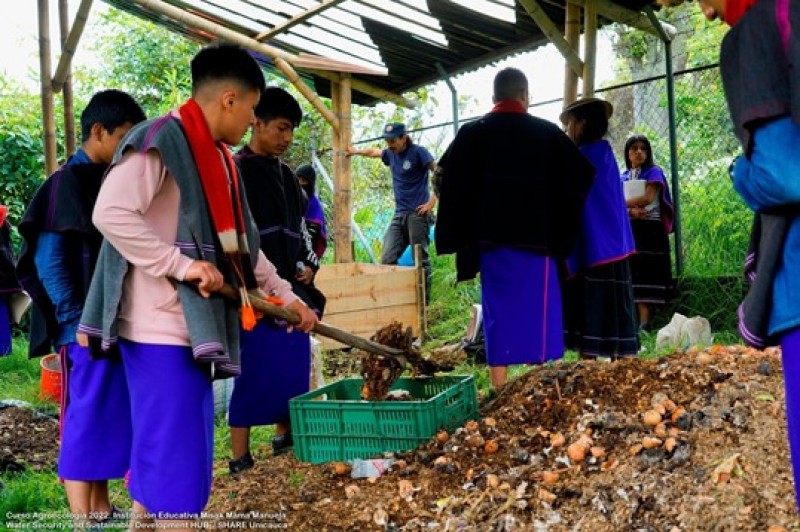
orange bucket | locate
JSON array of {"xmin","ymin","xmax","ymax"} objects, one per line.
[{"xmin": 40, "ymin": 353, "xmax": 62, "ymax": 403}]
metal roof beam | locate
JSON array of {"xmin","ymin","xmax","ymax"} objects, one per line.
[
  {"xmin": 518, "ymin": 0, "xmax": 584, "ymax": 78},
  {"xmin": 254, "ymin": 0, "xmax": 346, "ymax": 41}
]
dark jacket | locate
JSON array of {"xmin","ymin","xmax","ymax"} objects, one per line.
[
  {"xmin": 720, "ymin": 0, "xmax": 800, "ymax": 155},
  {"xmin": 16, "ymin": 163, "xmax": 106, "ymax": 358},
  {"xmin": 235, "ymin": 147, "xmax": 326, "ymax": 315},
  {"xmin": 436, "ymin": 111, "xmax": 595, "ymax": 281}
]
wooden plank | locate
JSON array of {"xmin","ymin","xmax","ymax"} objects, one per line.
[
  {"xmin": 318, "ymin": 304, "xmax": 420, "ymax": 350},
  {"xmin": 316, "ymin": 272, "xmax": 417, "ymax": 314},
  {"xmin": 315, "ymin": 262, "xmax": 415, "ymax": 280}
]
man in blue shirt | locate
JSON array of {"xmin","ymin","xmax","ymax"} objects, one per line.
[{"xmin": 348, "ymin": 123, "xmax": 437, "ymax": 300}]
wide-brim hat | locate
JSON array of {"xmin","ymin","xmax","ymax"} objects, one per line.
[{"xmin": 559, "ymin": 97, "xmax": 613, "ymax": 125}]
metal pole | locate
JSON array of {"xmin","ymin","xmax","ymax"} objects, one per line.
[
  {"xmin": 435, "ymin": 63, "xmax": 458, "ymax": 136},
  {"xmin": 664, "ymin": 40, "xmax": 683, "ymax": 275},
  {"xmin": 645, "ymin": 6, "xmax": 682, "ymax": 275}
]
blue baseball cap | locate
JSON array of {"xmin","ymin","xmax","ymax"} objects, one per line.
[{"xmin": 382, "ymin": 122, "xmax": 406, "ymax": 139}]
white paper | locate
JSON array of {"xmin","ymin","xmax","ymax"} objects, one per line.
[{"xmin": 624, "ymin": 180, "xmax": 645, "ymax": 201}]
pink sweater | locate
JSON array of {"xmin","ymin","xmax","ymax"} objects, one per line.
[{"xmin": 93, "ymin": 149, "xmax": 298, "ymax": 346}]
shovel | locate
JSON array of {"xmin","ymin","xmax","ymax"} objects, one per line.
[{"xmin": 216, "ymin": 284, "xmax": 445, "ymax": 374}]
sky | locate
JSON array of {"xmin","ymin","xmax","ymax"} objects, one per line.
[{"xmin": 0, "ymin": 1, "xmax": 616, "ymax": 127}]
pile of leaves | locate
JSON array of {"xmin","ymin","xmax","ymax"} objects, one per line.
[
  {"xmin": 0, "ymin": 406, "xmax": 59, "ymax": 473},
  {"xmin": 209, "ymin": 346, "xmax": 799, "ymax": 530}
]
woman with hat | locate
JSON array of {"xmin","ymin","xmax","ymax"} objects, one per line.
[{"xmin": 560, "ymin": 97, "xmax": 639, "ymax": 360}]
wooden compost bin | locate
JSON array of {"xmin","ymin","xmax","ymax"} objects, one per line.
[{"xmin": 314, "ymin": 261, "xmax": 425, "ymax": 350}]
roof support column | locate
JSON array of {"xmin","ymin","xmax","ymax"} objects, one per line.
[
  {"xmin": 58, "ymin": 0, "xmax": 77, "ymax": 156},
  {"xmin": 563, "ymin": 2, "xmax": 581, "ymax": 105},
  {"xmin": 38, "ymin": 0, "xmax": 58, "ymax": 175},
  {"xmin": 331, "ymin": 75, "xmax": 353, "ymax": 263},
  {"xmin": 582, "ymin": 0, "xmax": 597, "ymax": 97}
]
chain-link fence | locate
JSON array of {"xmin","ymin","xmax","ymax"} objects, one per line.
[{"xmin": 316, "ymin": 62, "xmax": 750, "ymax": 333}]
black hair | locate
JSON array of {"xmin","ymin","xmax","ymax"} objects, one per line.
[
  {"xmin": 623, "ymin": 134, "xmax": 655, "ymax": 170},
  {"xmin": 493, "ymin": 67, "xmax": 528, "ymax": 102},
  {"xmin": 190, "ymin": 43, "xmax": 266, "ymax": 95},
  {"xmin": 80, "ymin": 89, "xmax": 146, "ymax": 142},
  {"xmin": 567, "ymin": 102, "xmax": 609, "ymax": 145},
  {"xmin": 255, "ymin": 86, "xmax": 303, "ymax": 126},
  {"xmin": 295, "ymin": 164, "xmax": 316, "ymax": 193}
]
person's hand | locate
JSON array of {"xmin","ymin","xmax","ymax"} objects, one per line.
[
  {"xmin": 287, "ymin": 299, "xmax": 319, "ymax": 333},
  {"xmin": 629, "ymin": 206, "xmax": 647, "ymax": 220},
  {"xmin": 295, "ymin": 267, "xmax": 314, "ymax": 285},
  {"xmin": 76, "ymin": 332, "xmax": 89, "ymax": 347},
  {"xmin": 184, "ymin": 260, "xmax": 224, "ymax": 298},
  {"xmin": 415, "ymin": 197, "xmax": 436, "ymax": 215}
]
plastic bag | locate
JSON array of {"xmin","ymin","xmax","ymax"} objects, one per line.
[{"xmin": 309, "ymin": 336, "xmax": 326, "ymax": 394}]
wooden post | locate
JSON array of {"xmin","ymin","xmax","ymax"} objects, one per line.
[
  {"xmin": 413, "ymin": 244, "xmax": 427, "ymax": 336},
  {"xmin": 332, "ymin": 75, "xmax": 353, "ymax": 263},
  {"xmin": 563, "ymin": 2, "xmax": 580, "ymax": 105},
  {"xmin": 519, "ymin": 0, "xmax": 583, "ymax": 78},
  {"xmin": 59, "ymin": 0, "xmax": 76, "ymax": 157},
  {"xmin": 38, "ymin": 0, "xmax": 58, "ymax": 175},
  {"xmin": 52, "ymin": 0, "xmax": 93, "ymax": 94},
  {"xmin": 582, "ymin": 0, "xmax": 598, "ymax": 98}
]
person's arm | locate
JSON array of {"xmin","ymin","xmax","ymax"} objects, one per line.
[
  {"xmin": 92, "ymin": 151, "xmax": 219, "ymax": 295},
  {"xmin": 253, "ymin": 250, "xmax": 318, "ymax": 332},
  {"xmin": 626, "ymin": 182, "xmax": 660, "ymax": 208},
  {"xmin": 415, "ymin": 150, "xmax": 439, "ymax": 215},
  {"xmin": 346, "ymin": 146, "xmax": 382, "ymax": 158},
  {"xmin": 34, "ymin": 232, "xmax": 82, "ymax": 341}
]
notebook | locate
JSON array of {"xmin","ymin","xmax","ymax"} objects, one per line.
[{"xmin": 623, "ymin": 179, "xmax": 645, "ymax": 201}]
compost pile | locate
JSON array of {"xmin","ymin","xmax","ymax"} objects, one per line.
[
  {"xmin": 0, "ymin": 406, "xmax": 59, "ymax": 472},
  {"xmin": 209, "ymin": 345, "xmax": 799, "ymax": 530}
]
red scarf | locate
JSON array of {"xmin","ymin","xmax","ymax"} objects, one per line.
[
  {"xmin": 0, "ymin": 205, "xmax": 6, "ymax": 226},
  {"xmin": 725, "ymin": 0, "xmax": 758, "ymax": 25},
  {"xmin": 490, "ymin": 100, "xmax": 528, "ymax": 114},
  {"xmin": 179, "ymin": 99, "xmax": 257, "ymax": 327}
]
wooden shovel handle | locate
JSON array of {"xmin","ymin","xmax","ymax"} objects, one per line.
[{"xmin": 216, "ymin": 284, "xmax": 408, "ymax": 364}]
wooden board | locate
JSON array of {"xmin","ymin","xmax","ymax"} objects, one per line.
[{"xmin": 315, "ymin": 263, "xmax": 421, "ymax": 350}]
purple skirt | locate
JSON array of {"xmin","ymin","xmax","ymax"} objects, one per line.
[
  {"xmin": 0, "ymin": 294, "xmax": 10, "ymax": 356},
  {"xmin": 229, "ymin": 321, "xmax": 310, "ymax": 427},
  {"xmin": 57, "ymin": 343, "xmax": 131, "ymax": 480},
  {"xmin": 480, "ymin": 247, "xmax": 564, "ymax": 366},
  {"xmin": 120, "ymin": 340, "xmax": 213, "ymax": 516}
]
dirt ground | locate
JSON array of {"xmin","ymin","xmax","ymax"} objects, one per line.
[
  {"xmin": 2, "ymin": 346, "xmax": 798, "ymax": 530},
  {"xmin": 209, "ymin": 345, "xmax": 800, "ymax": 531},
  {"xmin": 0, "ymin": 405, "xmax": 59, "ymax": 473}
]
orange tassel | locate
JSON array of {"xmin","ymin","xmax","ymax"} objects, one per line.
[
  {"xmin": 241, "ymin": 305, "xmax": 257, "ymax": 331},
  {"xmin": 264, "ymin": 296, "xmax": 284, "ymax": 306}
]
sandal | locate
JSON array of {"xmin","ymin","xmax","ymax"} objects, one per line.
[
  {"xmin": 271, "ymin": 432, "xmax": 294, "ymax": 455},
  {"xmin": 229, "ymin": 452, "xmax": 255, "ymax": 474}
]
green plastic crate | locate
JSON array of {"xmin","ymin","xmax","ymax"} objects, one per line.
[{"xmin": 289, "ymin": 375, "xmax": 478, "ymax": 464}]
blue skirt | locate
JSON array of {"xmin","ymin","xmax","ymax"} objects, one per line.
[
  {"xmin": 57, "ymin": 343, "xmax": 131, "ymax": 481},
  {"xmin": 120, "ymin": 340, "xmax": 213, "ymax": 516},
  {"xmin": 0, "ymin": 294, "xmax": 10, "ymax": 356},
  {"xmin": 229, "ymin": 321, "xmax": 310, "ymax": 427},
  {"xmin": 480, "ymin": 247, "xmax": 564, "ymax": 366}
]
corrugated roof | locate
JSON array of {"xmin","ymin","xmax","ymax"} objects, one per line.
[{"xmin": 102, "ymin": 0, "xmax": 657, "ymax": 105}]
